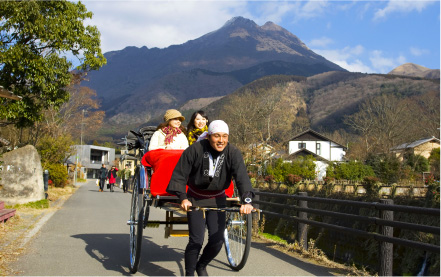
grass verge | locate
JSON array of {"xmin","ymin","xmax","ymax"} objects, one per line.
[
  {"xmin": 255, "ymin": 232, "xmax": 370, "ymax": 276},
  {"xmin": 0, "ymin": 185, "xmax": 77, "ymax": 275}
]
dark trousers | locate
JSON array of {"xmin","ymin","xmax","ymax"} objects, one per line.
[
  {"xmin": 123, "ymin": 179, "xmax": 129, "ymax": 192},
  {"xmin": 99, "ymin": 178, "xmax": 106, "ymax": 190},
  {"xmin": 109, "ymin": 182, "xmax": 114, "ymax": 192},
  {"xmin": 185, "ymin": 210, "xmax": 226, "ymax": 276}
]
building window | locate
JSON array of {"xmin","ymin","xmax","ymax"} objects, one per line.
[
  {"xmin": 298, "ymin": 142, "xmax": 306, "ymax": 149},
  {"xmin": 90, "ymin": 149, "xmax": 109, "ymax": 164},
  {"xmin": 316, "ymin": 143, "xmax": 321, "ymax": 155}
]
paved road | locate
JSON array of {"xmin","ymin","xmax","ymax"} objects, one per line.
[{"xmin": 12, "ymin": 180, "xmax": 335, "ymax": 276}]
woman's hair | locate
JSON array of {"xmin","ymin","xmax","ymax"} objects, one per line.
[
  {"xmin": 186, "ymin": 110, "xmax": 209, "ymax": 134},
  {"xmin": 156, "ymin": 120, "xmax": 186, "ymax": 134}
]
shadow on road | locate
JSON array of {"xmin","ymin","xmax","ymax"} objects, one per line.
[
  {"xmin": 72, "ymin": 233, "xmax": 185, "ymax": 276},
  {"xmin": 87, "ymin": 190, "xmax": 124, "ymax": 193},
  {"xmin": 72, "ymin": 233, "xmax": 338, "ymax": 276}
]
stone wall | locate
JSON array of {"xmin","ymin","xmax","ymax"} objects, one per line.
[
  {"xmin": 255, "ymin": 180, "xmax": 428, "ymax": 197},
  {"xmin": 0, "ymin": 145, "xmax": 44, "ymax": 205}
]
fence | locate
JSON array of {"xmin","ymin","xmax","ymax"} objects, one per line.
[
  {"xmin": 254, "ymin": 180, "xmax": 429, "ymax": 198},
  {"xmin": 254, "ymin": 190, "xmax": 440, "ymax": 276}
]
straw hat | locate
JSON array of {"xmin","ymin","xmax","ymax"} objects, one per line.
[{"xmin": 163, "ymin": 109, "xmax": 185, "ymax": 122}]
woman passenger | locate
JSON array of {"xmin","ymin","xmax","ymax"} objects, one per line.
[
  {"xmin": 186, "ymin": 110, "xmax": 209, "ymax": 145},
  {"xmin": 148, "ymin": 109, "xmax": 189, "ymax": 151}
]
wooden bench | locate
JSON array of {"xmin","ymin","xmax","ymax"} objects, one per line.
[{"xmin": 0, "ymin": 201, "xmax": 16, "ymax": 223}]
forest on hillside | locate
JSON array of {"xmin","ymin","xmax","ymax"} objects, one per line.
[{"xmin": 206, "ymin": 72, "xmax": 440, "ymax": 164}]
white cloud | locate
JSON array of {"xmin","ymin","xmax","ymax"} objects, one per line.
[
  {"xmin": 373, "ymin": 0, "xmax": 434, "ymax": 21},
  {"xmin": 314, "ymin": 45, "xmax": 407, "ymax": 74},
  {"xmin": 255, "ymin": 0, "xmax": 329, "ymax": 24},
  {"xmin": 369, "ymin": 50, "xmax": 406, "ymax": 73},
  {"xmin": 254, "ymin": 1, "xmax": 301, "ymax": 24},
  {"xmin": 314, "ymin": 45, "xmax": 373, "ymax": 73},
  {"xmin": 335, "ymin": 59, "xmax": 373, "ymax": 73},
  {"xmin": 309, "ymin": 37, "xmax": 334, "ymax": 48},
  {"xmin": 410, "ymin": 47, "xmax": 430, "ymax": 56},
  {"xmin": 82, "ymin": 0, "xmax": 333, "ymax": 53},
  {"xmin": 301, "ymin": 0, "xmax": 329, "ymax": 19},
  {"xmin": 83, "ymin": 0, "xmax": 249, "ymax": 52}
]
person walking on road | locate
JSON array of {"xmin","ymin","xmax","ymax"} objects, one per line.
[
  {"xmin": 98, "ymin": 164, "xmax": 108, "ymax": 192},
  {"xmin": 121, "ymin": 165, "xmax": 131, "ymax": 193},
  {"xmin": 107, "ymin": 166, "xmax": 118, "ymax": 192}
]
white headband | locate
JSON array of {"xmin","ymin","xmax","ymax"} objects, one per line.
[{"xmin": 208, "ymin": 120, "xmax": 229, "ymax": 135}]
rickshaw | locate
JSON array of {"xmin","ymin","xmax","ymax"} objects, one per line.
[{"xmin": 121, "ymin": 127, "xmax": 256, "ymax": 274}]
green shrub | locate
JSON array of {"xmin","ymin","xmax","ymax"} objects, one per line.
[
  {"xmin": 363, "ymin": 176, "xmax": 380, "ymax": 198},
  {"xmin": 266, "ymin": 159, "xmax": 290, "ymax": 182},
  {"xmin": 266, "ymin": 156, "xmax": 317, "ymax": 183},
  {"xmin": 45, "ymin": 163, "xmax": 68, "ymax": 187},
  {"xmin": 36, "ymin": 135, "xmax": 74, "ymax": 168},
  {"xmin": 404, "ymin": 153, "xmax": 429, "ymax": 174},
  {"xmin": 425, "ymin": 174, "xmax": 440, "ymax": 207},
  {"xmin": 327, "ymin": 160, "xmax": 375, "ymax": 181},
  {"xmin": 429, "ymin": 148, "xmax": 440, "ymax": 179},
  {"xmin": 366, "ymin": 153, "xmax": 401, "ymax": 184}
]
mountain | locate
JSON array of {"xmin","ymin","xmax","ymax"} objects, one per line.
[
  {"xmin": 388, "ymin": 63, "xmax": 440, "ymax": 79},
  {"xmin": 203, "ymin": 71, "xmax": 440, "ymax": 144},
  {"xmin": 82, "ymin": 16, "xmax": 346, "ymax": 126}
]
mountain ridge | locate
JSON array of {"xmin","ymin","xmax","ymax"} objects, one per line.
[
  {"xmin": 82, "ymin": 16, "xmax": 346, "ymax": 125},
  {"xmin": 388, "ymin": 63, "xmax": 440, "ymax": 79}
]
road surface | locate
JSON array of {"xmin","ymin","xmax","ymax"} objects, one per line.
[{"xmin": 12, "ymin": 180, "xmax": 335, "ymax": 276}]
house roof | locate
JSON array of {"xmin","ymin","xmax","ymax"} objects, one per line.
[
  {"xmin": 289, "ymin": 129, "xmax": 347, "ymax": 149},
  {"xmin": 287, "ymin": 148, "xmax": 329, "ymax": 162},
  {"xmin": 391, "ymin": 137, "xmax": 440, "ymax": 151}
]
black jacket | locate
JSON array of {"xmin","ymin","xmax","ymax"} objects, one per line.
[
  {"xmin": 99, "ymin": 167, "xmax": 108, "ymax": 179},
  {"xmin": 167, "ymin": 139, "xmax": 253, "ymax": 202}
]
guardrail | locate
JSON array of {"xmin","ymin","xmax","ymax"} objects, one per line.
[{"xmin": 254, "ymin": 190, "xmax": 440, "ymax": 276}]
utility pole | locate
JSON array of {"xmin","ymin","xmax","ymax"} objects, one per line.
[
  {"xmin": 81, "ymin": 109, "xmax": 85, "ymax": 146},
  {"xmin": 75, "ymin": 109, "xmax": 86, "ymax": 186}
]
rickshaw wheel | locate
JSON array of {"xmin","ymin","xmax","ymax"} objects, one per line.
[
  {"xmin": 129, "ymin": 167, "xmax": 145, "ymax": 273},
  {"xmin": 224, "ymin": 211, "xmax": 252, "ymax": 271}
]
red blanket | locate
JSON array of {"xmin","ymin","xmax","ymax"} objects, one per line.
[{"xmin": 142, "ymin": 149, "xmax": 234, "ymax": 197}]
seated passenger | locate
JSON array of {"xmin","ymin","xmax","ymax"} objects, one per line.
[
  {"xmin": 186, "ymin": 110, "xmax": 209, "ymax": 145},
  {"xmin": 148, "ymin": 109, "xmax": 189, "ymax": 151}
]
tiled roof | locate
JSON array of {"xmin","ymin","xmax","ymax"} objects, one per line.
[
  {"xmin": 391, "ymin": 137, "xmax": 440, "ymax": 150},
  {"xmin": 289, "ymin": 129, "xmax": 347, "ymax": 149},
  {"xmin": 287, "ymin": 148, "xmax": 329, "ymax": 162}
]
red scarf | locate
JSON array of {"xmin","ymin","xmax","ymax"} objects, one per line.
[{"xmin": 162, "ymin": 126, "xmax": 182, "ymax": 145}]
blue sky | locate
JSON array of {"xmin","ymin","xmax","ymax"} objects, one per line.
[{"xmin": 80, "ymin": 0, "xmax": 440, "ymax": 74}]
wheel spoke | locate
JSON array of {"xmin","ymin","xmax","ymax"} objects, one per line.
[
  {"xmin": 129, "ymin": 167, "xmax": 146, "ymax": 274},
  {"xmin": 224, "ymin": 211, "xmax": 252, "ymax": 271}
]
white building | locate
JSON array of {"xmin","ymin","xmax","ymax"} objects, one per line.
[{"xmin": 288, "ymin": 129, "xmax": 347, "ymax": 180}]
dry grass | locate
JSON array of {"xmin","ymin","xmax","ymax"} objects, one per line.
[
  {"xmin": 46, "ymin": 185, "xmax": 76, "ymax": 203},
  {"xmin": 0, "ymin": 185, "xmax": 77, "ymax": 275},
  {"xmin": 254, "ymin": 234, "xmax": 371, "ymax": 276}
]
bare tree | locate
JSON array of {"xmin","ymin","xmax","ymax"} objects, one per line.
[
  {"xmin": 40, "ymin": 75, "xmax": 105, "ymax": 141},
  {"xmin": 344, "ymin": 94, "xmax": 419, "ymax": 157},
  {"xmin": 412, "ymin": 90, "xmax": 440, "ymax": 138},
  {"xmin": 0, "ymin": 74, "xmax": 105, "ymax": 147}
]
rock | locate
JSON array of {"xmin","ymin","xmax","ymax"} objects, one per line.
[{"xmin": 0, "ymin": 145, "xmax": 45, "ymax": 205}]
